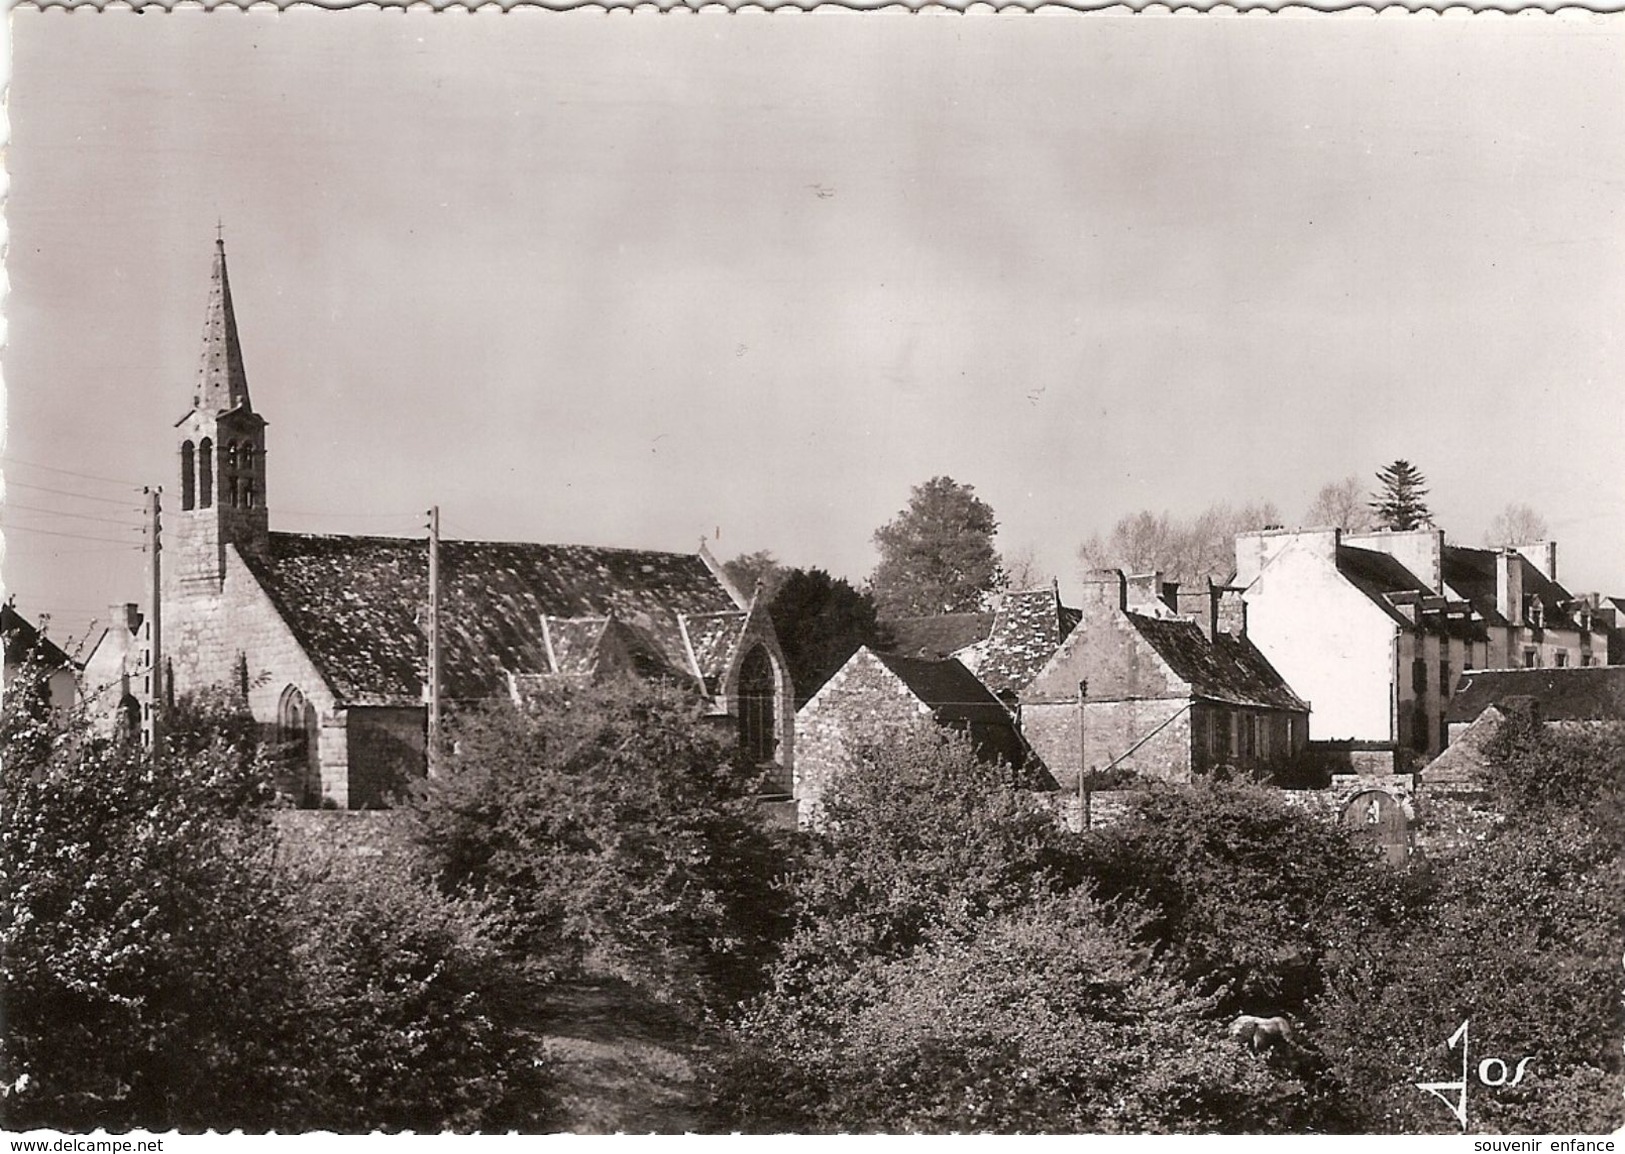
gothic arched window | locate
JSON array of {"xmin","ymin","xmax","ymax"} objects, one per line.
[
  {"xmin": 278, "ymin": 685, "xmax": 321, "ymax": 808},
  {"xmin": 181, "ymin": 441, "xmax": 196, "ymax": 510},
  {"xmin": 198, "ymin": 437, "xmax": 214, "ymax": 509},
  {"xmin": 737, "ymin": 646, "xmax": 777, "ymax": 764}
]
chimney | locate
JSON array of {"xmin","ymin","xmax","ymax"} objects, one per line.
[
  {"xmin": 1177, "ymin": 588, "xmax": 1215, "ymax": 639},
  {"xmin": 1496, "ymin": 550, "xmax": 1525, "ymax": 627},
  {"xmin": 1124, "ymin": 572, "xmax": 1164, "ymax": 611},
  {"xmin": 110, "ymin": 602, "xmax": 143, "ymax": 635},
  {"xmin": 1512, "ymin": 541, "xmax": 1557, "ymax": 583},
  {"xmin": 1081, "ymin": 569, "xmax": 1127, "ymax": 614},
  {"xmin": 1211, "ymin": 583, "xmax": 1248, "ymax": 640}
]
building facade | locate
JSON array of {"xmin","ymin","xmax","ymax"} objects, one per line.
[
  {"xmin": 149, "ymin": 239, "xmax": 794, "ymax": 807},
  {"xmin": 1021, "ymin": 571, "xmax": 1309, "ymax": 788}
]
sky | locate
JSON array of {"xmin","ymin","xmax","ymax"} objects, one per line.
[{"xmin": 4, "ymin": 9, "xmax": 1625, "ymax": 651}]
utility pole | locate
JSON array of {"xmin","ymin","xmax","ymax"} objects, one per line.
[
  {"xmin": 425, "ymin": 505, "xmax": 442, "ymax": 775},
  {"xmin": 1077, "ymin": 679, "xmax": 1089, "ymax": 832},
  {"xmin": 144, "ymin": 486, "xmax": 163, "ymax": 750}
]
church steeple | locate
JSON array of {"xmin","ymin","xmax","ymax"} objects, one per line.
[
  {"xmin": 172, "ymin": 234, "xmax": 269, "ymax": 591},
  {"xmin": 194, "ymin": 234, "xmax": 251, "ymax": 414}
]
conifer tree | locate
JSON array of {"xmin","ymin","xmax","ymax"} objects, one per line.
[{"xmin": 1369, "ymin": 460, "xmax": 1432, "ymax": 530}]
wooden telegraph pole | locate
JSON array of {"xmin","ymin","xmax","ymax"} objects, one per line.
[
  {"xmin": 144, "ymin": 486, "xmax": 163, "ymax": 749},
  {"xmin": 425, "ymin": 505, "xmax": 442, "ymax": 775},
  {"xmin": 1077, "ymin": 679, "xmax": 1090, "ymax": 832}
]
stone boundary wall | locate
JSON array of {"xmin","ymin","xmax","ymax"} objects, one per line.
[
  {"xmin": 1040, "ymin": 772, "xmax": 1501, "ymax": 857},
  {"xmin": 273, "ymin": 808, "xmax": 419, "ymax": 865}
]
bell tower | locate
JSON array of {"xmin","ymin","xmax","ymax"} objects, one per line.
[{"xmin": 172, "ymin": 234, "xmax": 269, "ymax": 593}]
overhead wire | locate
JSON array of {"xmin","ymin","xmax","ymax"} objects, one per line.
[
  {"xmin": 5, "ymin": 480, "xmax": 145, "ymax": 507},
  {"xmin": 2, "ymin": 502, "xmax": 144, "ymax": 528},
  {"xmin": 0, "ymin": 523, "xmax": 145, "ymax": 545},
  {"xmin": 0, "ymin": 457, "xmax": 145, "ymax": 489}
]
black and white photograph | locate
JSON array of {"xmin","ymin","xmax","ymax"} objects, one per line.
[{"xmin": 2, "ymin": 5, "xmax": 1623, "ymax": 1138}]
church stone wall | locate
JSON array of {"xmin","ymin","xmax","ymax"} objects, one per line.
[{"xmin": 346, "ymin": 706, "xmax": 427, "ymax": 809}]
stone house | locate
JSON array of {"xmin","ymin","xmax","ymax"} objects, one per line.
[
  {"xmin": 150, "ymin": 239, "xmax": 794, "ymax": 808},
  {"xmin": 81, "ymin": 603, "xmax": 151, "ymax": 737},
  {"xmin": 793, "ymin": 645, "xmax": 1050, "ymax": 826},
  {"xmin": 1, "ymin": 604, "xmax": 78, "ymax": 716},
  {"xmin": 1020, "ymin": 570, "xmax": 1309, "ymax": 789}
]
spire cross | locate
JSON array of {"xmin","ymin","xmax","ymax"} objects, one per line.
[{"xmin": 215, "ymin": 219, "xmax": 224, "ymax": 245}]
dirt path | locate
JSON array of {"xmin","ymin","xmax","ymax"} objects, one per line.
[{"xmin": 539, "ymin": 976, "xmax": 712, "ymax": 1134}]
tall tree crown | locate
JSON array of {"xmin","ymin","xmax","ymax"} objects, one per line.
[
  {"xmin": 869, "ymin": 476, "xmax": 1003, "ymax": 617},
  {"xmin": 1369, "ymin": 460, "xmax": 1432, "ymax": 531}
]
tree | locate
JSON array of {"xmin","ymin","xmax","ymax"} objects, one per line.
[
  {"xmin": 1076, "ymin": 781, "xmax": 1406, "ymax": 1018},
  {"xmin": 1001, "ymin": 543, "xmax": 1045, "ymax": 591},
  {"xmin": 721, "ymin": 892, "xmax": 1309, "ymax": 1133},
  {"xmin": 0, "ymin": 678, "xmax": 554, "ymax": 1132},
  {"xmin": 1484, "ymin": 503, "xmax": 1550, "ymax": 547},
  {"xmin": 412, "ymin": 679, "xmax": 792, "ymax": 1011},
  {"xmin": 870, "ymin": 476, "xmax": 1003, "ymax": 617},
  {"xmin": 1077, "ymin": 501, "xmax": 1282, "ymax": 587},
  {"xmin": 1370, "ymin": 460, "xmax": 1432, "ymax": 531},
  {"xmin": 1304, "ymin": 476, "xmax": 1375, "ymax": 533},
  {"xmin": 766, "ymin": 567, "xmax": 894, "ymax": 704},
  {"xmin": 723, "ymin": 550, "xmax": 788, "ymax": 603}
]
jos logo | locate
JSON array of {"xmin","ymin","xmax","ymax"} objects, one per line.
[{"xmin": 1415, "ymin": 1019, "xmax": 1533, "ymax": 1130}]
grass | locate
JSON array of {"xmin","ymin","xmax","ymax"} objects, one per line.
[{"xmin": 538, "ymin": 975, "xmax": 712, "ymax": 1134}]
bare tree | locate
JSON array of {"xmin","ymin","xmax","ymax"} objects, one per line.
[
  {"xmin": 1078, "ymin": 501, "xmax": 1282, "ymax": 587},
  {"xmin": 1304, "ymin": 476, "xmax": 1375, "ymax": 533},
  {"xmin": 1485, "ymin": 503, "xmax": 1550, "ymax": 547},
  {"xmin": 1002, "ymin": 544, "xmax": 1046, "ymax": 592}
]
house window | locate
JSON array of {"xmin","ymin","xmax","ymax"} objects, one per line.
[
  {"xmin": 181, "ymin": 440, "xmax": 196, "ymax": 510},
  {"xmin": 1523, "ymin": 648, "xmax": 1539, "ymax": 668},
  {"xmin": 1439, "ymin": 715, "xmax": 1450, "ymax": 751},
  {"xmin": 1439, "ymin": 661, "xmax": 1452, "ymax": 697},
  {"xmin": 1412, "ymin": 658, "xmax": 1427, "ymax": 696},
  {"xmin": 737, "ymin": 646, "xmax": 776, "ymax": 764},
  {"xmin": 1554, "ymin": 651, "xmax": 1569, "ymax": 668}
]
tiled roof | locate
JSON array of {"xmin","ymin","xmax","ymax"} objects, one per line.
[
  {"xmin": 975, "ymin": 588, "xmax": 1081, "ymax": 697},
  {"xmin": 1444, "ymin": 666, "xmax": 1625, "ymax": 725},
  {"xmin": 1335, "ymin": 546, "xmax": 1437, "ymax": 628},
  {"xmin": 240, "ymin": 532, "xmax": 740, "ymax": 706},
  {"xmin": 1127, "ymin": 613, "xmax": 1308, "ymax": 712},
  {"xmin": 1442, "ymin": 545, "xmax": 1582, "ymax": 631},
  {"xmin": 881, "ymin": 612, "xmax": 994, "ymax": 661},
  {"xmin": 870, "ymin": 650, "xmax": 1055, "ymax": 788},
  {"xmin": 1, "ymin": 605, "xmax": 73, "ymax": 671},
  {"xmin": 681, "ymin": 611, "xmax": 748, "ymax": 690}
]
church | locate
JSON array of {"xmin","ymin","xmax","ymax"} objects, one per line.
[{"xmin": 96, "ymin": 238, "xmax": 795, "ymax": 808}]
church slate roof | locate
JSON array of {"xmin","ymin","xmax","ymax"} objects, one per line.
[
  {"xmin": 1126, "ymin": 613, "xmax": 1309, "ymax": 713},
  {"xmin": 240, "ymin": 532, "xmax": 741, "ymax": 706}
]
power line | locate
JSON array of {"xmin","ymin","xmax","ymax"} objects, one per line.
[
  {"xmin": 5, "ymin": 480, "xmax": 143, "ymax": 508},
  {"xmin": 3, "ymin": 502, "xmax": 143, "ymax": 528},
  {"xmin": 0, "ymin": 523, "xmax": 144, "ymax": 545},
  {"xmin": 1, "ymin": 457, "xmax": 144, "ymax": 488}
]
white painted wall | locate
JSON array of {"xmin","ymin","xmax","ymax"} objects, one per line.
[{"xmin": 1241, "ymin": 540, "xmax": 1398, "ymax": 743}]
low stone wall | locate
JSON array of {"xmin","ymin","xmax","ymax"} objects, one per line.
[{"xmin": 272, "ymin": 808, "xmax": 419, "ymax": 865}]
